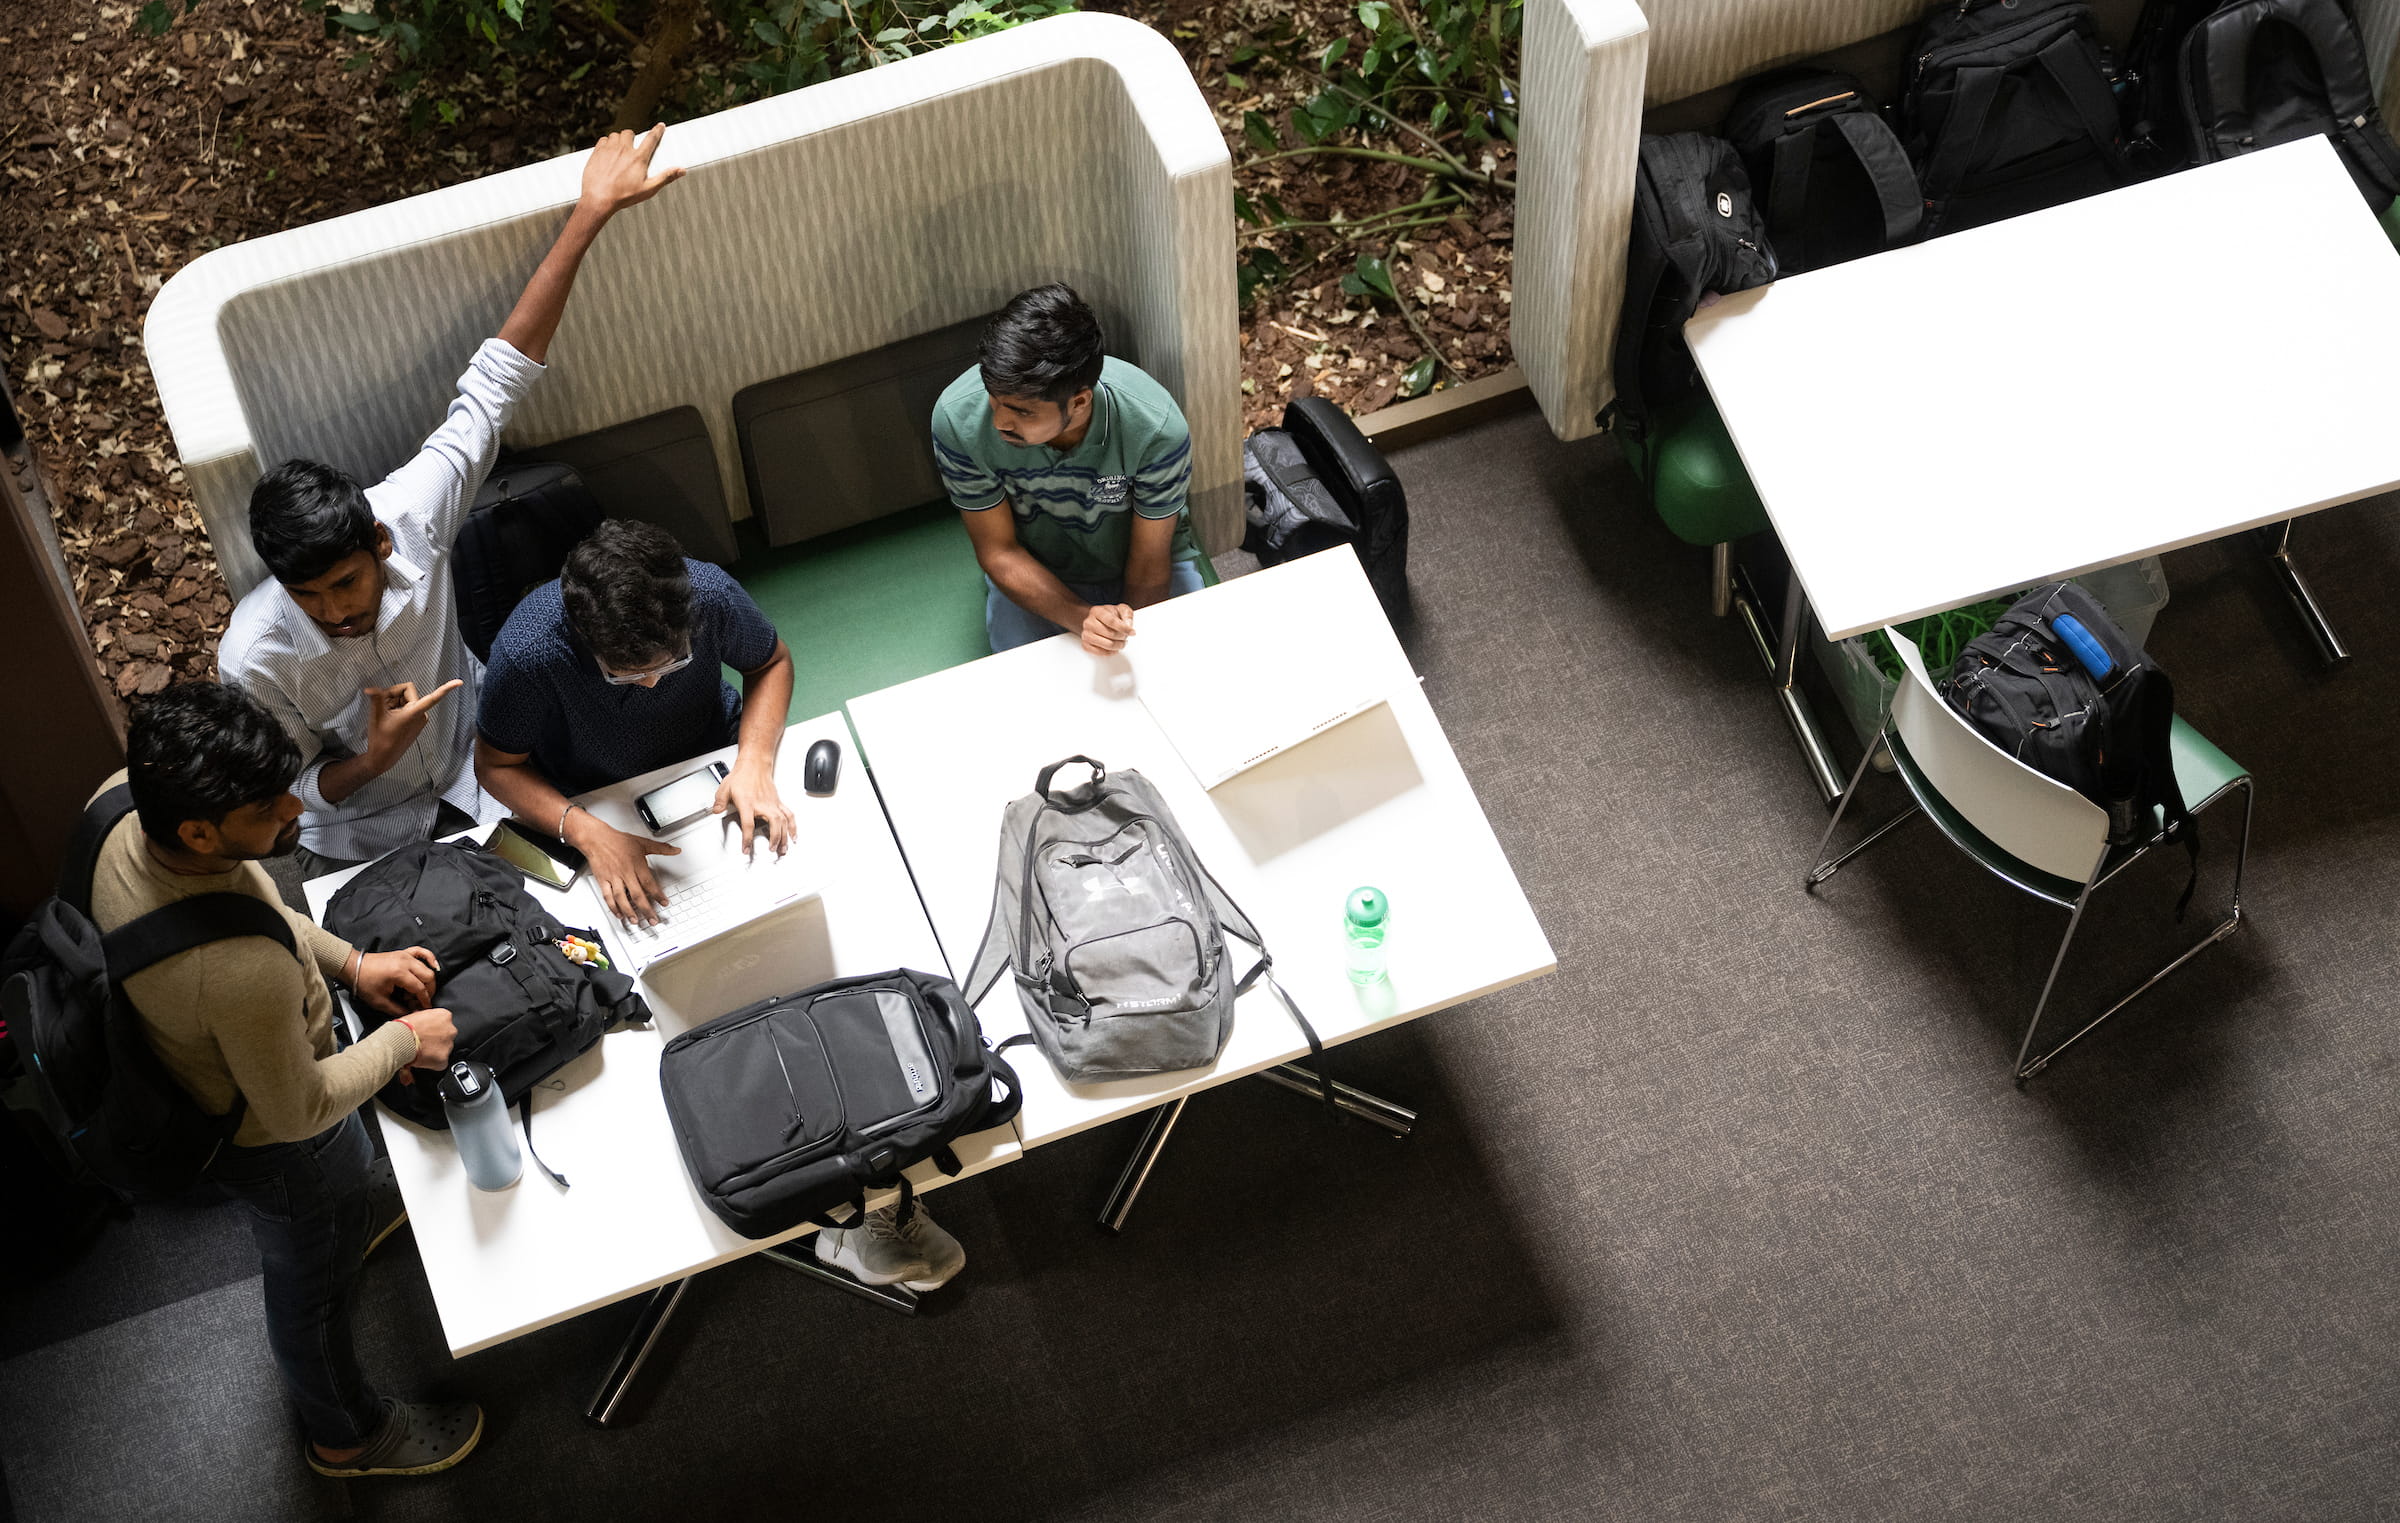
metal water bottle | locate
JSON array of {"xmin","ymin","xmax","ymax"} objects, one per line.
[
  {"xmin": 1344, "ymin": 886, "xmax": 1390, "ymax": 985},
  {"xmin": 438, "ymin": 1059, "xmax": 521, "ymax": 1191}
]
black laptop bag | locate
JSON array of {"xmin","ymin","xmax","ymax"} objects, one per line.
[
  {"xmin": 450, "ymin": 459, "xmax": 603, "ymax": 663},
  {"xmin": 2180, "ymin": 0, "xmax": 2400, "ymax": 207},
  {"xmin": 1724, "ymin": 70, "xmax": 1921, "ymax": 272},
  {"xmin": 323, "ymin": 839, "xmax": 647, "ymax": 1133},
  {"xmin": 1601, "ymin": 132, "xmax": 1779, "ymax": 443},
  {"xmin": 1901, "ymin": 0, "xmax": 2132, "ymax": 236},
  {"xmin": 659, "ymin": 969, "xmax": 1021, "ymax": 1239},
  {"xmin": 1242, "ymin": 396, "xmax": 1412, "ymax": 621}
]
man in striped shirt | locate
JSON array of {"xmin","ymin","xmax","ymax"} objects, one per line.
[{"xmin": 931, "ymin": 285, "xmax": 1206, "ymax": 654}]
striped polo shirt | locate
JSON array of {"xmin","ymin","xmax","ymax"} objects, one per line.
[{"xmin": 931, "ymin": 357, "xmax": 1202, "ymax": 586}]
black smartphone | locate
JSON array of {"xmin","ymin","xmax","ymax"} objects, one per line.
[
  {"xmin": 488, "ymin": 818, "xmax": 586, "ymax": 890},
  {"xmin": 636, "ymin": 761, "xmax": 730, "ymax": 834}
]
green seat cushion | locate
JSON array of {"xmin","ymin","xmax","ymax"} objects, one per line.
[
  {"xmin": 731, "ymin": 502, "xmax": 990, "ymax": 725},
  {"xmin": 1631, "ymin": 394, "xmax": 1769, "ymax": 548},
  {"xmin": 2167, "ymin": 714, "xmax": 2246, "ymax": 805},
  {"xmin": 2380, "ymin": 194, "xmax": 2400, "ymax": 251}
]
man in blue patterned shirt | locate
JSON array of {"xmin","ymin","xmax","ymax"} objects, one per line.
[{"xmin": 930, "ymin": 285, "xmax": 1207, "ymax": 654}]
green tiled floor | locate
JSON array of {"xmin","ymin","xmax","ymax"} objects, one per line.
[{"xmin": 730, "ymin": 502, "xmax": 991, "ymax": 726}]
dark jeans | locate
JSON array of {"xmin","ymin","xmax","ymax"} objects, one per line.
[{"xmin": 207, "ymin": 1112, "xmax": 387, "ymax": 1448}]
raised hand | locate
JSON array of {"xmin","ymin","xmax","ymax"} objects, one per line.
[{"xmin": 580, "ymin": 124, "xmax": 684, "ymax": 217}]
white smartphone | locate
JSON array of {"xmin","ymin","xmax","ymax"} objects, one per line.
[{"xmin": 635, "ymin": 761, "xmax": 729, "ymax": 834}]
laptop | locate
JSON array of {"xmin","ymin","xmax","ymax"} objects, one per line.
[
  {"xmin": 1134, "ymin": 631, "xmax": 1388, "ymax": 788},
  {"xmin": 602, "ymin": 818, "xmax": 825, "ymax": 976}
]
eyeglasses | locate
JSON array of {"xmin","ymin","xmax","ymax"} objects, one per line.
[{"xmin": 598, "ymin": 650, "xmax": 694, "ymax": 686}]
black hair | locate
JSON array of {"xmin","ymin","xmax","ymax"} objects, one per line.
[
  {"xmin": 249, "ymin": 458, "xmax": 379, "ymax": 585},
  {"xmin": 561, "ymin": 519, "xmax": 693, "ymax": 669},
  {"xmin": 979, "ymin": 284, "xmax": 1105, "ymax": 406},
  {"xmin": 125, "ymin": 682, "xmax": 303, "ymax": 850}
]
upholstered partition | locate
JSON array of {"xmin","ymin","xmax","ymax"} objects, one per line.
[{"xmin": 146, "ymin": 13, "xmax": 1237, "ymax": 600}]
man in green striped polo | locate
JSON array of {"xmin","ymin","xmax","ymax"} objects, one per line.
[{"xmin": 932, "ymin": 284, "xmax": 1207, "ymax": 654}]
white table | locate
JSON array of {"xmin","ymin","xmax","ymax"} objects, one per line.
[
  {"xmin": 846, "ymin": 549, "xmax": 1556, "ymax": 1220},
  {"xmin": 1685, "ymin": 137, "xmax": 2400, "ymax": 785},
  {"xmin": 304, "ymin": 712, "xmax": 1019, "ymax": 1417}
]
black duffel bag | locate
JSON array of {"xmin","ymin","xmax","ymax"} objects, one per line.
[
  {"xmin": 659, "ymin": 968, "xmax": 1021, "ymax": 1240},
  {"xmin": 324, "ymin": 839, "xmax": 647, "ymax": 1142},
  {"xmin": 1243, "ymin": 396, "xmax": 1412, "ymax": 622}
]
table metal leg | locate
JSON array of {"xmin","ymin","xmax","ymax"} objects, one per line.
[
  {"xmin": 584, "ymin": 1278, "xmax": 689, "ymax": 1428},
  {"xmin": 1256, "ymin": 1064, "xmax": 1417, "ymax": 1137},
  {"xmin": 1099, "ymin": 1097, "xmax": 1186, "ymax": 1234},
  {"xmin": 758, "ymin": 1244, "xmax": 920, "ymax": 1315},
  {"xmin": 2257, "ymin": 521, "xmax": 2351, "ymax": 666},
  {"xmin": 1734, "ymin": 562, "xmax": 1846, "ymax": 803}
]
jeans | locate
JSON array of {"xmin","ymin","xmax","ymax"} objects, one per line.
[
  {"xmin": 985, "ymin": 559, "xmax": 1208, "ymax": 653},
  {"xmin": 207, "ymin": 1112, "xmax": 387, "ymax": 1448}
]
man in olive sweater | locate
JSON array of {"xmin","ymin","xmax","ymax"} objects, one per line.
[{"xmin": 90, "ymin": 682, "xmax": 476, "ymax": 1477}]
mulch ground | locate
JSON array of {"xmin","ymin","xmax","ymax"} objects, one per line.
[{"xmin": 0, "ymin": 0, "xmax": 1514, "ymax": 698}]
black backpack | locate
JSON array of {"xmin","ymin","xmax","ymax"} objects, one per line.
[
  {"xmin": 322, "ymin": 839, "xmax": 647, "ymax": 1158},
  {"xmin": 1602, "ymin": 133, "xmax": 1779, "ymax": 444},
  {"xmin": 1241, "ymin": 396, "xmax": 1411, "ymax": 623},
  {"xmin": 0, "ymin": 785, "xmax": 297, "ymax": 1197},
  {"xmin": 2180, "ymin": 0, "xmax": 2400, "ymax": 207},
  {"xmin": 450, "ymin": 459, "xmax": 603, "ymax": 663},
  {"xmin": 1902, "ymin": 0, "xmax": 2132, "ymax": 236},
  {"xmin": 2121, "ymin": 0, "xmax": 2232, "ymax": 172},
  {"xmin": 658, "ymin": 968, "xmax": 1021, "ymax": 1239},
  {"xmin": 1943, "ymin": 583, "xmax": 2196, "ymax": 891},
  {"xmin": 1724, "ymin": 70, "xmax": 1922, "ymax": 273}
]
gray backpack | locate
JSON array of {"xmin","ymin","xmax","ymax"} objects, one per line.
[{"xmin": 964, "ymin": 756, "xmax": 1328, "ymax": 1090}]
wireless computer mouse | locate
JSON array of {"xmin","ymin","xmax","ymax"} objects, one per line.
[{"xmin": 804, "ymin": 738, "xmax": 841, "ymax": 796}]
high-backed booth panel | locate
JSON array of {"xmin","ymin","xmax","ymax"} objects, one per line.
[{"xmin": 146, "ymin": 14, "xmax": 1238, "ymax": 600}]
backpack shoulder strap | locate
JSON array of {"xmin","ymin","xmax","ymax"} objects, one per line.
[
  {"xmin": 1829, "ymin": 113, "xmax": 1924, "ymax": 246},
  {"xmin": 61, "ymin": 784, "xmax": 139, "ymax": 915},
  {"xmin": 101, "ymin": 893, "xmax": 298, "ymax": 978},
  {"xmin": 1924, "ymin": 64, "xmax": 2008, "ymax": 194},
  {"xmin": 1604, "ymin": 153, "xmax": 1675, "ymax": 438}
]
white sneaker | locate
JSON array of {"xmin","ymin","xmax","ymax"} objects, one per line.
[{"xmin": 813, "ymin": 1202, "xmax": 966, "ymax": 1291}]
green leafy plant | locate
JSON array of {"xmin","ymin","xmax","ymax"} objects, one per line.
[{"xmin": 718, "ymin": 0, "xmax": 1072, "ymax": 102}]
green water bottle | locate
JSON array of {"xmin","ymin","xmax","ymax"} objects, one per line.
[{"xmin": 1344, "ymin": 886, "xmax": 1389, "ymax": 985}]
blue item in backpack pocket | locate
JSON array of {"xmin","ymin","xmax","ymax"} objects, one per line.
[{"xmin": 2051, "ymin": 613, "xmax": 2115, "ymax": 680}]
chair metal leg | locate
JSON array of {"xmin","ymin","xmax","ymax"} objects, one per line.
[
  {"xmin": 1806, "ymin": 734, "xmax": 1918, "ymax": 889},
  {"xmin": 2013, "ymin": 884, "xmax": 2097, "ymax": 1085},
  {"xmin": 1710, "ymin": 542, "xmax": 1733, "ymax": 619},
  {"xmin": 2015, "ymin": 778, "xmax": 2255, "ymax": 1083},
  {"xmin": 585, "ymin": 1278, "xmax": 689, "ymax": 1428},
  {"xmin": 2257, "ymin": 520, "xmax": 2351, "ymax": 666},
  {"xmin": 1099, "ymin": 1097, "xmax": 1186, "ymax": 1234},
  {"xmin": 1257, "ymin": 1064, "xmax": 1417, "ymax": 1136},
  {"xmin": 757, "ymin": 1245, "xmax": 920, "ymax": 1315}
]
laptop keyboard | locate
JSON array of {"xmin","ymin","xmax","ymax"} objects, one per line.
[{"xmin": 612, "ymin": 842, "xmax": 811, "ymax": 962}]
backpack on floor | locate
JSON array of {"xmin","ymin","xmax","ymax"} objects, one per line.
[
  {"xmin": 2120, "ymin": 0, "xmax": 2233, "ymax": 172},
  {"xmin": 0, "ymin": 785, "xmax": 298, "ymax": 1197},
  {"xmin": 450, "ymin": 458, "xmax": 603, "ymax": 663},
  {"xmin": 1901, "ymin": 0, "xmax": 2132, "ymax": 236},
  {"xmin": 1943, "ymin": 583, "xmax": 2196, "ymax": 885},
  {"xmin": 1243, "ymin": 396, "xmax": 1412, "ymax": 623},
  {"xmin": 2180, "ymin": 0, "xmax": 2400, "ymax": 208},
  {"xmin": 659, "ymin": 968, "xmax": 1022, "ymax": 1239},
  {"xmin": 1600, "ymin": 133, "xmax": 1779, "ymax": 444},
  {"xmin": 323, "ymin": 839, "xmax": 647, "ymax": 1170},
  {"xmin": 962, "ymin": 756, "xmax": 1329, "ymax": 1093},
  {"xmin": 1724, "ymin": 70, "xmax": 1922, "ymax": 272}
]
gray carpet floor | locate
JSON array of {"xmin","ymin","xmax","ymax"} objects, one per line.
[{"xmin": 6, "ymin": 407, "xmax": 2398, "ymax": 1523}]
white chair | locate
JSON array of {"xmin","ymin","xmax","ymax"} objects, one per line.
[{"xmin": 1806, "ymin": 627, "xmax": 2254, "ymax": 1082}]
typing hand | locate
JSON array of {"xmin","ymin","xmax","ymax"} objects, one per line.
[
  {"xmin": 567, "ymin": 814, "xmax": 681, "ymax": 926},
  {"xmin": 580, "ymin": 124, "xmax": 683, "ymax": 216},
  {"xmin": 712, "ymin": 761, "xmax": 794, "ymax": 858},
  {"xmin": 362, "ymin": 680, "xmax": 463, "ymax": 771},
  {"xmin": 1080, "ymin": 602, "xmax": 1135, "ymax": 657},
  {"xmin": 354, "ymin": 946, "xmax": 441, "ymax": 1017}
]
